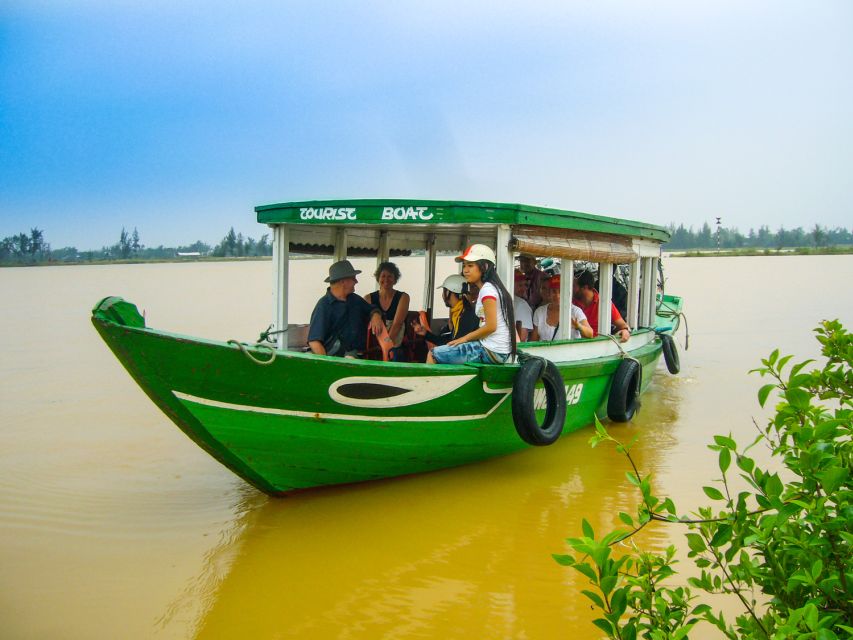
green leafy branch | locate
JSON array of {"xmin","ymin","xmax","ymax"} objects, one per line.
[{"xmin": 555, "ymin": 320, "xmax": 852, "ymax": 639}]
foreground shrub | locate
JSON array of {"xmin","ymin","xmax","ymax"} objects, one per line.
[{"xmin": 555, "ymin": 320, "xmax": 852, "ymax": 639}]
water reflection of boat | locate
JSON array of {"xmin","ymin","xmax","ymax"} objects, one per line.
[
  {"xmin": 156, "ymin": 409, "xmax": 681, "ymax": 639},
  {"xmin": 92, "ymin": 200, "xmax": 683, "ymax": 495}
]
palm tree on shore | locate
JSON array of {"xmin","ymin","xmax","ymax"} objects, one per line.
[{"xmin": 29, "ymin": 228, "xmax": 44, "ymax": 257}]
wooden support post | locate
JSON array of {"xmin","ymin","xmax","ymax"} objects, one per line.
[
  {"xmin": 650, "ymin": 257, "xmax": 660, "ymax": 323},
  {"xmin": 272, "ymin": 224, "xmax": 290, "ymax": 350},
  {"xmin": 559, "ymin": 259, "xmax": 574, "ymax": 340},
  {"xmin": 377, "ymin": 230, "xmax": 390, "ymax": 265},
  {"xmin": 598, "ymin": 262, "xmax": 613, "ymax": 337},
  {"xmin": 334, "ymin": 228, "xmax": 347, "ymax": 262},
  {"xmin": 495, "ymin": 225, "xmax": 514, "ymax": 296},
  {"xmin": 639, "ymin": 257, "xmax": 653, "ymax": 327},
  {"xmin": 628, "ymin": 257, "xmax": 641, "ymax": 330},
  {"xmin": 424, "ymin": 234, "xmax": 437, "ymax": 318}
]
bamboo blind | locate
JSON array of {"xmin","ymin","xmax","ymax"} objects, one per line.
[{"xmin": 511, "ymin": 225, "xmax": 638, "ymax": 264}]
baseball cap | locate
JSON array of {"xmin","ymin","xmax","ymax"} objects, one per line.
[
  {"xmin": 437, "ymin": 274, "xmax": 467, "ymax": 294},
  {"xmin": 455, "ymin": 244, "xmax": 496, "ymax": 264}
]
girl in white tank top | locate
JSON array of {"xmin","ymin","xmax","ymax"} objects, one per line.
[{"xmin": 429, "ymin": 244, "xmax": 516, "ymax": 365}]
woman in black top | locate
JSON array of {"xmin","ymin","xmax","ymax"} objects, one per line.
[{"xmin": 364, "ymin": 261, "xmax": 410, "ymax": 361}]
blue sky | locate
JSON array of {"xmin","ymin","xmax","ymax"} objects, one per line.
[{"xmin": 2, "ymin": 1, "xmax": 851, "ymax": 249}]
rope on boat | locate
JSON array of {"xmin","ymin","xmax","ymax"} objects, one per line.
[
  {"xmin": 257, "ymin": 324, "xmax": 286, "ymax": 345},
  {"xmin": 602, "ymin": 332, "xmax": 630, "ymax": 358},
  {"xmin": 227, "ymin": 340, "xmax": 277, "ymax": 366},
  {"xmin": 602, "ymin": 333, "xmax": 642, "ymax": 382},
  {"xmin": 656, "ymin": 300, "xmax": 689, "ymax": 350}
]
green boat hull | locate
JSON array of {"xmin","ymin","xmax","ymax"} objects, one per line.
[{"xmin": 92, "ymin": 297, "xmax": 674, "ymax": 495}]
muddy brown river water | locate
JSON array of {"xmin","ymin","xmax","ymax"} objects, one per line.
[{"xmin": 1, "ymin": 255, "xmax": 850, "ymax": 639}]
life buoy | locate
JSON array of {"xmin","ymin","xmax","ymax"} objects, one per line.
[
  {"xmin": 607, "ymin": 359, "xmax": 641, "ymax": 422},
  {"xmin": 511, "ymin": 358, "xmax": 567, "ymax": 446},
  {"xmin": 660, "ymin": 334, "xmax": 680, "ymax": 374}
]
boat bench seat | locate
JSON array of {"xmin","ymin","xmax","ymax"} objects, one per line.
[{"xmin": 287, "ymin": 324, "xmax": 310, "ymax": 351}]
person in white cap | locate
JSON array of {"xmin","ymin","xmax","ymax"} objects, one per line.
[
  {"xmin": 413, "ymin": 274, "xmax": 479, "ymax": 362},
  {"xmin": 513, "ymin": 271, "xmax": 534, "ymax": 342},
  {"xmin": 430, "ymin": 244, "xmax": 516, "ymax": 365}
]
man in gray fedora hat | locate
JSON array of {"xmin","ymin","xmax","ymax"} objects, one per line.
[{"xmin": 307, "ymin": 260, "xmax": 386, "ymax": 357}]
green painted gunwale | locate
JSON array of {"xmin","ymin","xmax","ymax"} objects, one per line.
[
  {"xmin": 92, "ymin": 300, "xmax": 667, "ymax": 495},
  {"xmin": 255, "ymin": 199, "xmax": 671, "ymax": 243},
  {"xmin": 655, "ymin": 294, "xmax": 684, "ymax": 334}
]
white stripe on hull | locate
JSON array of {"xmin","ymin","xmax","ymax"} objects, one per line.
[{"xmin": 173, "ymin": 382, "xmax": 512, "ymax": 423}]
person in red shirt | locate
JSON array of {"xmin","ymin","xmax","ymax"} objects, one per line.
[{"xmin": 573, "ymin": 270, "xmax": 631, "ymax": 342}]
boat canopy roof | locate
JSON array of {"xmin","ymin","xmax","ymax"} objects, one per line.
[{"xmin": 255, "ymin": 199, "xmax": 670, "ymax": 262}]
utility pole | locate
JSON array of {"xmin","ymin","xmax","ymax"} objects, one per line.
[{"xmin": 716, "ymin": 217, "xmax": 722, "ymax": 253}]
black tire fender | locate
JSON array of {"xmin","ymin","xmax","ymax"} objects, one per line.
[
  {"xmin": 660, "ymin": 333, "xmax": 680, "ymax": 374},
  {"xmin": 607, "ymin": 359, "xmax": 641, "ymax": 422},
  {"xmin": 511, "ymin": 358, "xmax": 567, "ymax": 446}
]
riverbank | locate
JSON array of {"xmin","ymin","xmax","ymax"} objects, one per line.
[
  {"xmin": 666, "ymin": 246, "xmax": 853, "ymax": 258},
  {"xmin": 0, "ymin": 255, "xmax": 273, "ymax": 268},
  {"xmin": 4, "ymin": 245, "xmax": 852, "ymax": 267}
]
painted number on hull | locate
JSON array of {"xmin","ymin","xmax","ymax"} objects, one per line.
[{"xmin": 533, "ymin": 383, "xmax": 584, "ymax": 410}]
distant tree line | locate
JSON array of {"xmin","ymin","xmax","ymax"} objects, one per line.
[
  {"xmin": 1, "ymin": 226, "xmax": 272, "ymax": 265},
  {"xmin": 3, "ymin": 222, "xmax": 851, "ymax": 265},
  {"xmin": 664, "ymin": 222, "xmax": 853, "ymax": 250},
  {"xmin": 210, "ymin": 227, "xmax": 271, "ymax": 257},
  {"xmin": 0, "ymin": 228, "xmax": 51, "ymax": 263}
]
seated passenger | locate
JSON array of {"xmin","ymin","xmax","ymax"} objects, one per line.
[
  {"xmin": 531, "ymin": 275, "xmax": 593, "ymax": 341},
  {"xmin": 518, "ymin": 254, "xmax": 546, "ymax": 309},
  {"xmin": 612, "ymin": 269, "xmax": 629, "ymax": 320},
  {"xmin": 308, "ymin": 260, "xmax": 386, "ymax": 357},
  {"xmin": 573, "ymin": 270, "xmax": 631, "ymax": 342},
  {"xmin": 431, "ymin": 244, "xmax": 516, "ymax": 365},
  {"xmin": 538, "ymin": 275, "xmax": 552, "ymax": 309},
  {"xmin": 513, "ymin": 271, "xmax": 534, "ymax": 342},
  {"xmin": 364, "ymin": 261, "xmax": 410, "ymax": 361},
  {"xmin": 413, "ymin": 274, "xmax": 479, "ymax": 362}
]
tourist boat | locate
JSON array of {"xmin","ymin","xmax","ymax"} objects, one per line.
[{"xmin": 92, "ymin": 199, "xmax": 683, "ymax": 496}]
